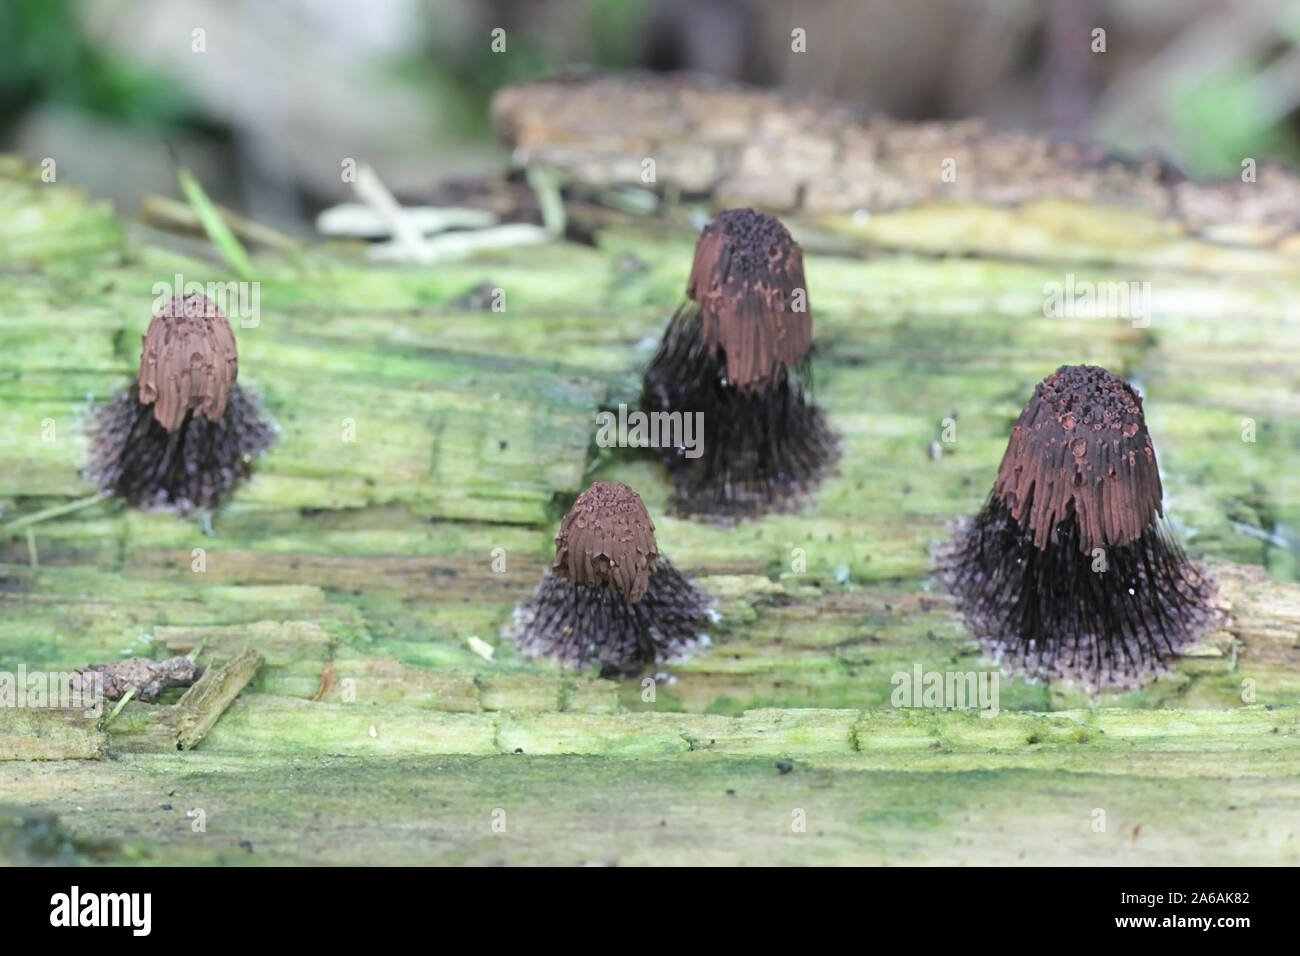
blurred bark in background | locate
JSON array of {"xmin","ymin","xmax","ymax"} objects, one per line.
[{"xmin": 1, "ymin": 0, "xmax": 1296, "ymax": 231}]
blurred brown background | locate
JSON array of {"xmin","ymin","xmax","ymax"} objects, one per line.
[{"xmin": 2, "ymin": 0, "xmax": 1297, "ymax": 232}]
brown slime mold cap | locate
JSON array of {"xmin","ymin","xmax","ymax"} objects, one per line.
[
  {"xmin": 552, "ymin": 481, "xmax": 659, "ymax": 602},
  {"xmin": 138, "ymin": 293, "xmax": 239, "ymax": 433},
  {"xmin": 993, "ymin": 365, "xmax": 1163, "ymax": 554},
  {"xmin": 686, "ymin": 208, "xmax": 812, "ymax": 392}
]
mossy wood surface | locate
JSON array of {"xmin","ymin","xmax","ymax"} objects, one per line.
[{"xmin": 0, "ymin": 157, "xmax": 1298, "ymax": 865}]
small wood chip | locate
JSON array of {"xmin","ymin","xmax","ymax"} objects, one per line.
[
  {"xmin": 72, "ymin": 656, "xmax": 202, "ymax": 703},
  {"xmin": 312, "ymin": 666, "xmax": 337, "ymax": 702}
]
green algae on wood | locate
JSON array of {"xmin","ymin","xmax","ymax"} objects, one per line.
[
  {"xmin": 0, "ymin": 707, "xmax": 106, "ymax": 761},
  {"xmin": 1, "ymin": 155, "xmax": 1299, "ymax": 865},
  {"xmin": 2, "ymin": 750, "xmax": 1297, "ymax": 865},
  {"xmin": 0, "ymin": 157, "xmax": 125, "ymax": 268}
]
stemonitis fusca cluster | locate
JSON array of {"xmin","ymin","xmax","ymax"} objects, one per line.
[
  {"xmin": 510, "ymin": 480, "xmax": 715, "ymax": 674},
  {"xmin": 941, "ymin": 364, "xmax": 1218, "ymax": 689},
  {"xmin": 86, "ymin": 292, "xmax": 275, "ymax": 515},
  {"xmin": 642, "ymin": 208, "xmax": 839, "ymax": 519}
]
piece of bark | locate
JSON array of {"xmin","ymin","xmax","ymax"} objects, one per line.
[{"xmin": 73, "ymin": 656, "xmax": 202, "ymax": 704}]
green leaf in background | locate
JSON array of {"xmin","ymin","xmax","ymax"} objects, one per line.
[
  {"xmin": 177, "ymin": 165, "xmax": 256, "ymax": 280},
  {"xmin": 1167, "ymin": 63, "xmax": 1300, "ymax": 178},
  {"xmin": 0, "ymin": 0, "xmax": 196, "ymax": 130}
]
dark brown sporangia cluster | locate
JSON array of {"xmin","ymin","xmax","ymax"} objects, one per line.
[
  {"xmin": 511, "ymin": 481, "xmax": 715, "ymax": 673},
  {"xmin": 551, "ymin": 479, "xmax": 660, "ymax": 602},
  {"xmin": 686, "ymin": 208, "xmax": 812, "ymax": 393},
  {"xmin": 137, "ymin": 293, "xmax": 239, "ymax": 432},
  {"xmin": 85, "ymin": 293, "xmax": 275, "ymax": 515},
  {"xmin": 942, "ymin": 365, "xmax": 1218, "ymax": 689},
  {"xmin": 642, "ymin": 208, "xmax": 839, "ymax": 519}
]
